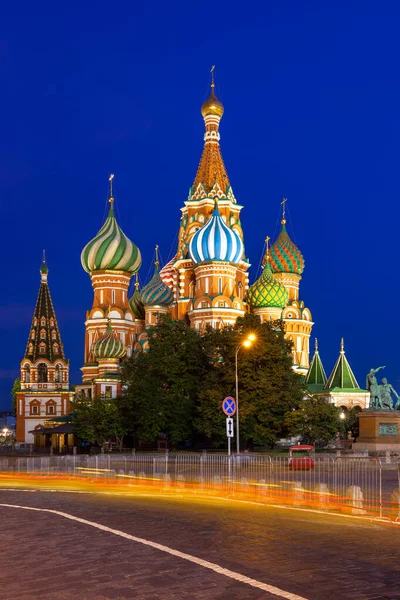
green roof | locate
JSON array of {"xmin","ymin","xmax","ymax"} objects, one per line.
[
  {"xmin": 306, "ymin": 339, "xmax": 327, "ymax": 393},
  {"xmin": 325, "ymin": 338, "xmax": 360, "ymax": 391}
]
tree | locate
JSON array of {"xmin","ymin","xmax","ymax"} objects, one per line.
[
  {"xmin": 285, "ymin": 395, "xmax": 342, "ymax": 446},
  {"xmin": 11, "ymin": 379, "xmax": 21, "ymax": 415},
  {"xmin": 121, "ymin": 316, "xmax": 210, "ymax": 445},
  {"xmin": 71, "ymin": 394, "xmax": 127, "ymax": 450},
  {"xmin": 196, "ymin": 314, "xmax": 305, "ymax": 447}
]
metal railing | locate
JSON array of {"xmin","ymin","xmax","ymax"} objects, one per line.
[{"xmin": 1, "ymin": 453, "xmax": 399, "ymax": 521}]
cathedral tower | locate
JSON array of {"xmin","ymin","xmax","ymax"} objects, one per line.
[
  {"xmin": 78, "ymin": 175, "xmax": 142, "ymax": 398},
  {"xmin": 16, "ymin": 255, "xmax": 71, "ymax": 443},
  {"xmin": 265, "ymin": 201, "xmax": 313, "ymax": 374},
  {"xmin": 162, "ymin": 69, "xmax": 249, "ymax": 325}
]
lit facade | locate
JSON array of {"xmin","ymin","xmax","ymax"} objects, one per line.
[{"xmin": 16, "ymin": 257, "xmax": 72, "ymax": 443}]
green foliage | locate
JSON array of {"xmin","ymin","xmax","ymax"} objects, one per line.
[
  {"xmin": 11, "ymin": 378, "xmax": 21, "ymax": 414},
  {"xmin": 122, "ymin": 313, "xmax": 305, "ymax": 448},
  {"xmin": 340, "ymin": 406, "xmax": 362, "ymax": 439},
  {"xmin": 71, "ymin": 393, "xmax": 127, "ymax": 449},
  {"xmin": 285, "ymin": 395, "xmax": 342, "ymax": 446},
  {"xmin": 121, "ymin": 316, "xmax": 209, "ymax": 445},
  {"xmin": 196, "ymin": 314, "xmax": 305, "ymax": 447}
]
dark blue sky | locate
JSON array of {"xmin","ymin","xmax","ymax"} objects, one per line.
[{"xmin": 1, "ymin": 0, "xmax": 398, "ymax": 408}]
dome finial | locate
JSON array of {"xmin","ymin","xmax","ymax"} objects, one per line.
[
  {"xmin": 281, "ymin": 197, "xmax": 287, "ymax": 226},
  {"xmin": 40, "ymin": 249, "xmax": 49, "ymax": 278},
  {"xmin": 341, "ymin": 337, "xmax": 345, "ymax": 353},
  {"xmin": 315, "ymin": 338, "xmax": 319, "ymax": 352},
  {"xmin": 210, "ymin": 64, "xmax": 215, "ymax": 89},
  {"xmin": 135, "ymin": 272, "xmax": 139, "ymax": 291},
  {"xmin": 155, "ymin": 245, "xmax": 160, "ymax": 270},
  {"xmin": 201, "ymin": 67, "xmax": 224, "ymax": 118},
  {"xmin": 108, "ymin": 174, "xmax": 115, "ymax": 204}
]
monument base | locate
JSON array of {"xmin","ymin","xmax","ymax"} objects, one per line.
[{"xmin": 355, "ymin": 410, "xmax": 400, "ymax": 451}]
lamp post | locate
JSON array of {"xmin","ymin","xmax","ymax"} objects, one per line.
[{"xmin": 235, "ymin": 333, "xmax": 256, "ymax": 454}]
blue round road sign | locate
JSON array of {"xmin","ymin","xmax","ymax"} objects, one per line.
[{"xmin": 222, "ymin": 396, "xmax": 236, "ymax": 416}]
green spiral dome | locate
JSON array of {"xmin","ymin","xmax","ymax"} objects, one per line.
[
  {"xmin": 81, "ymin": 201, "xmax": 142, "ymax": 274},
  {"xmin": 141, "ymin": 267, "xmax": 174, "ymax": 307},
  {"xmin": 92, "ymin": 322, "xmax": 126, "ymax": 360},
  {"xmin": 129, "ymin": 288, "xmax": 145, "ymax": 320},
  {"xmin": 246, "ymin": 262, "xmax": 288, "ymax": 309}
]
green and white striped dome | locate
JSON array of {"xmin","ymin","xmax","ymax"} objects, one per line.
[
  {"xmin": 92, "ymin": 322, "xmax": 126, "ymax": 360},
  {"xmin": 81, "ymin": 199, "xmax": 142, "ymax": 274}
]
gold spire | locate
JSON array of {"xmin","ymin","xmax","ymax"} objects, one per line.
[
  {"xmin": 281, "ymin": 197, "xmax": 287, "ymax": 225},
  {"xmin": 201, "ymin": 66, "xmax": 224, "ymax": 118},
  {"xmin": 341, "ymin": 337, "xmax": 345, "ymax": 352},
  {"xmin": 315, "ymin": 338, "xmax": 319, "ymax": 352},
  {"xmin": 109, "ymin": 174, "xmax": 115, "ymax": 204},
  {"xmin": 155, "ymin": 244, "xmax": 159, "ymax": 270},
  {"xmin": 265, "ymin": 236, "xmax": 271, "ymax": 265},
  {"xmin": 135, "ymin": 272, "xmax": 139, "ymax": 291}
]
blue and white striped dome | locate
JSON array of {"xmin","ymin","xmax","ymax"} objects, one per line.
[{"xmin": 189, "ymin": 203, "xmax": 244, "ymax": 264}]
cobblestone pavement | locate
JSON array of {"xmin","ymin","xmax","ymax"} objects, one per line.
[{"xmin": 1, "ymin": 488, "xmax": 400, "ymax": 600}]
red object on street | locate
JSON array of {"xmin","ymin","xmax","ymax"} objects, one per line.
[{"xmin": 289, "ymin": 444, "xmax": 315, "ymax": 470}]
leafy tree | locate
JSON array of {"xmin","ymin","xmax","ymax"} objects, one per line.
[
  {"xmin": 285, "ymin": 395, "xmax": 342, "ymax": 446},
  {"xmin": 11, "ymin": 378, "xmax": 21, "ymax": 414},
  {"xmin": 121, "ymin": 316, "xmax": 209, "ymax": 445},
  {"xmin": 196, "ymin": 314, "xmax": 305, "ymax": 447},
  {"xmin": 71, "ymin": 394, "xmax": 127, "ymax": 450}
]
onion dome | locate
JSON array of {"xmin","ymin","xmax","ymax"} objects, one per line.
[
  {"xmin": 246, "ymin": 254, "xmax": 288, "ymax": 309},
  {"xmin": 81, "ymin": 175, "xmax": 142, "ymax": 274},
  {"xmin": 159, "ymin": 257, "xmax": 176, "ymax": 290},
  {"xmin": 268, "ymin": 203, "xmax": 305, "ymax": 275},
  {"xmin": 189, "ymin": 201, "xmax": 243, "ymax": 264},
  {"xmin": 92, "ymin": 321, "xmax": 126, "ymax": 360},
  {"xmin": 129, "ymin": 274, "xmax": 145, "ymax": 320},
  {"xmin": 140, "ymin": 246, "xmax": 174, "ymax": 307},
  {"xmin": 201, "ymin": 85, "xmax": 224, "ymax": 118}
]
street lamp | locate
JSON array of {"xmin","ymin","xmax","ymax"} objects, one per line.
[
  {"xmin": 2, "ymin": 428, "xmax": 8, "ymax": 436},
  {"xmin": 235, "ymin": 333, "xmax": 256, "ymax": 454}
]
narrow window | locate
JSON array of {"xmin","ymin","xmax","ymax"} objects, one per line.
[
  {"xmin": 205, "ymin": 278, "xmax": 209, "ymax": 294},
  {"xmin": 218, "ymin": 278, "xmax": 222, "ymax": 294},
  {"xmin": 112, "ymin": 290, "xmax": 115, "ymax": 304},
  {"xmin": 100, "ymin": 289, "xmax": 104, "ymax": 304}
]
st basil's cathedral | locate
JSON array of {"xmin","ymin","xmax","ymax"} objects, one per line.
[{"xmin": 18, "ymin": 75, "xmax": 368, "ymax": 446}]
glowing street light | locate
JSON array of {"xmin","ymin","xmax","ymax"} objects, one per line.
[
  {"xmin": 339, "ymin": 411, "xmax": 346, "ymax": 420},
  {"xmin": 235, "ymin": 333, "xmax": 256, "ymax": 454},
  {"xmin": 2, "ymin": 428, "xmax": 8, "ymax": 436}
]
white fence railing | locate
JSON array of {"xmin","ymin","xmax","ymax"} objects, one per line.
[{"xmin": 1, "ymin": 454, "xmax": 399, "ymax": 520}]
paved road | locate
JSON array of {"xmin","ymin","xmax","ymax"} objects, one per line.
[{"xmin": 1, "ymin": 487, "xmax": 400, "ymax": 600}]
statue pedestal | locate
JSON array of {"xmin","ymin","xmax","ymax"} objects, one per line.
[{"xmin": 356, "ymin": 410, "xmax": 400, "ymax": 451}]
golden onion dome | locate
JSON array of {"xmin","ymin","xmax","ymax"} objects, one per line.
[{"xmin": 201, "ymin": 86, "xmax": 224, "ymax": 118}]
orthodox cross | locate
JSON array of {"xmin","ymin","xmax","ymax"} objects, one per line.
[
  {"xmin": 155, "ymin": 244, "xmax": 159, "ymax": 269},
  {"xmin": 210, "ymin": 65, "xmax": 215, "ymax": 88},
  {"xmin": 135, "ymin": 272, "xmax": 139, "ymax": 291},
  {"xmin": 281, "ymin": 197, "xmax": 287, "ymax": 223},
  {"xmin": 109, "ymin": 174, "xmax": 115, "ymax": 201}
]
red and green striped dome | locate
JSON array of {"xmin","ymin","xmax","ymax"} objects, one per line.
[{"xmin": 269, "ymin": 223, "xmax": 305, "ymax": 275}]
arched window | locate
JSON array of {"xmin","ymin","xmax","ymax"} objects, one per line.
[
  {"xmin": 51, "ymin": 331, "xmax": 57, "ymax": 340},
  {"xmin": 39, "ymin": 343, "xmax": 46, "ymax": 354},
  {"xmin": 54, "ymin": 365, "xmax": 61, "ymax": 383},
  {"xmin": 49, "ymin": 318, "xmax": 54, "ymax": 327},
  {"xmin": 24, "ymin": 365, "xmax": 31, "ymax": 383},
  {"xmin": 40, "ymin": 329, "xmax": 46, "ymax": 340},
  {"xmin": 53, "ymin": 344, "xmax": 59, "ymax": 354},
  {"xmin": 33, "ymin": 318, "xmax": 38, "ymax": 327},
  {"xmin": 40, "ymin": 317, "xmax": 46, "ymax": 327},
  {"xmin": 46, "ymin": 401, "xmax": 56, "ymax": 416},
  {"xmin": 38, "ymin": 363, "xmax": 48, "ymax": 383},
  {"xmin": 30, "ymin": 401, "xmax": 40, "ymax": 416},
  {"xmin": 28, "ymin": 344, "xmax": 34, "ymax": 355},
  {"xmin": 31, "ymin": 330, "xmax": 35, "ymax": 340}
]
